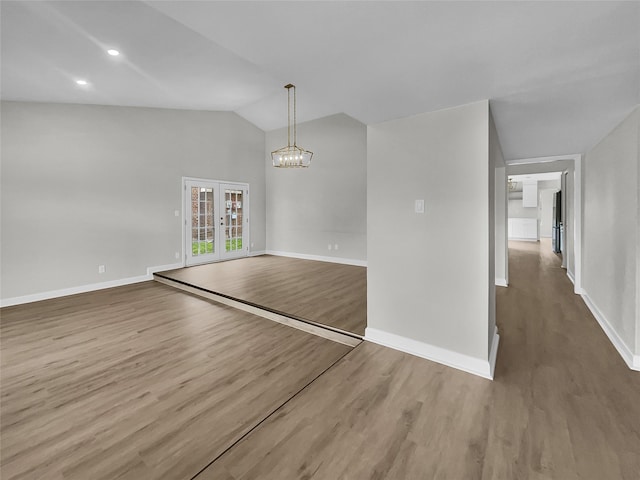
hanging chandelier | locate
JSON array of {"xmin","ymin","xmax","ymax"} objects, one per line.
[{"xmin": 271, "ymin": 84, "xmax": 313, "ymax": 168}]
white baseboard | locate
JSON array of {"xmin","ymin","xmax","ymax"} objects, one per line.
[
  {"xmin": 508, "ymin": 237, "xmax": 538, "ymax": 242},
  {"xmin": 147, "ymin": 262, "xmax": 183, "ymax": 275},
  {"xmin": 248, "ymin": 250, "xmax": 266, "ymax": 257},
  {"xmin": 1, "ymin": 262, "xmax": 184, "ymax": 308},
  {"xmin": 495, "ymin": 278, "xmax": 508, "ymax": 287},
  {"xmin": 488, "ymin": 326, "xmax": 500, "ymax": 379},
  {"xmin": 364, "ymin": 327, "xmax": 499, "ymax": 380},
  {"xmin": 581, "ymin": 292, "xmax": 639, "ymax": 371},
  {"xmin": 266, "ymin": 250, "xmax": 367, "ymax": 267},
  {"xmin": 567, "ymin": 269, "xmax": 575, "ymax": 285}
]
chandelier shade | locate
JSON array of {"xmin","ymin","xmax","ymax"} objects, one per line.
[
  {"xmin": 271, "ymin": 84, "xmax": 313, "ymax": 168},
  {"xmin": 272, "ymin": 145, "xmax": 313, "ymax": 168}
]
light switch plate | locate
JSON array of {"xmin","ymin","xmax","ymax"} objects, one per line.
[{"xmin": 415, "ymin": 199, "xmax": 425, "ymax": 214}]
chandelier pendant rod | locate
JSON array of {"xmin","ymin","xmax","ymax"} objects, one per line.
[{"xmin": 285, "ymin": 83, "xmax": 295, "ymax": 148}]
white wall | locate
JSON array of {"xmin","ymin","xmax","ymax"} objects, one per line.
[
  {"xmin": 508, "ymin": 178, "xmax": 560, "ymax": 238},
  {"xmin": 488, "ymin": 108, "xmax": 501, "ymax": 351},
  {"xmin": 495, "ymin": 166, "xmax": 508, "ymax": 286},
  {"xmin": 508, "ymin": 199, "xmax": 538, "ymax": 219},
  {"xmin": 539, "ymin": 189, "xmax": 556, "ymax": 237},
  {"xmin": 637, "ymin": 114, "xmax": 640, "ymax": 361},
  {"xmin": 366, "ymin": 100, "xmax": 497, "ymax": 378},
  {"xmin": 507, "ymin": 159, "xmax": 576, "ymax": 280},
  {"xmin": 564, "ymin": 168, "xmax": 575, "ymax": 275},
  {"xmin": 538, "ymin": 179, "xmax": 561, "ymax": 237},
  {"xmin": 265, "ymin": 113, "xmax": 367, "ymax": 263},
  {"xmin": 492, "ymin": 103, "xmax": 508, "ymax": 288},
  {"xmin": 1, "ymin": 101, "xmax": 265, "ymax": 301},
  {"xmin": 637, "ymin": 115, "xmax": 640, "ymax": 360},
  {"xmin": 583, "ymin": 106, "xmax": 639, "ymax": 360}
]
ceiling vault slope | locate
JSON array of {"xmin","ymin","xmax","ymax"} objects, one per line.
[{"xmin": 1, "ymin": 1, "xmax": 638, "ymax": 160}]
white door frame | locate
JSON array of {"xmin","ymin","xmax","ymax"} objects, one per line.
[
  {"xmin": 219, "ymin": 182, "xmax": 250, "ymax": 261},
  {"xmin": 182, "ymin": 177, "xmax": 250, "ymax": 267},
  {"xmin": 504, "ymin": 154, "xmax": 583, "ymax": 294}
]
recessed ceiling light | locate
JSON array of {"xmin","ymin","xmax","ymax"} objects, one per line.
[
  {"xmin": 107, "ymin": 49, "xmax": 120, "ymax": 56},
  {"xmin": 75, "ymin": 79, "xmax": 89, "ymax": 86}
]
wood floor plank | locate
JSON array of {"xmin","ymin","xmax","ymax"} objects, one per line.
[
  {"xmin": 154, "ymin": 275, "xmax": 361, "ymax": 346},
  {"xmin": 0, "ymin": 282, "xmax": 351, "ymax": 480},
  {"xmin": 158, "ymin": 255, "xmax": 366, "ymax": 336},
  {"xmin": 198, "ymin": 240, "xmax": 640, "ymax": 480}
]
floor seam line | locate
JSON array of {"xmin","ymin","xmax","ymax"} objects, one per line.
[
  {"xmin": 153, "ymin": 273, "xmax": 363, "ymax": 341},
  {"xmin": 190, "ymin": 343, "xmax": 361, "ymax": 479}
]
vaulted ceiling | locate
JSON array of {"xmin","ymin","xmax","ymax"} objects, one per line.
[{"xmin": 2, "ymin": 1, "xmax": 638, "ymax": 160}]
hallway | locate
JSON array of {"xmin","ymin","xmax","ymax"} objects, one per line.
[{"xmin": 487, "ymin": 239, "xmax": 640, "ymax": 478}]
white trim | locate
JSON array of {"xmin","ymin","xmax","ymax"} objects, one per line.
[
  {"xmin": 364, "ymin": 327, "xmax": 498, "ymax": 380},
  {"xmin": 505, "ymin": 153, "xmax": 582, "ymax": 295},
  {"xmin": 147, "ymin": 262, "xmax": 183, "ymax": 275},
  {"xmin": 219, "ymin": 181, "xmax": 251, "ymax": 262},
  {"xmin": 0, "ymin": 262, "xmax": 183, "ymax": 308},
  {"xmin": 573, "ymin": 155, "xmax": 582, "ymax": 294},
  {"xmin": 266, "ymin": 250, "xmax": 367, "ymax": 267},
  {"xmin": 495, "ymin": 278, "xmax": 508, "ymax": 287},
  {"xmin": 1, "ymin": 274, "xmax": 150, "ymax": 307},
  {"xmin": 488, "ymin": 326, "xmax": 500, "ymax": 379},
  {"xmin": 508, "ymin": 237, "xmax": 538, "ymax": 242},
  {"xmin": 567, "ymin": 269, "xmax": 575, "ymax": 285},
  {"xmin": 181, "ymin": 177, "xmax": 186, "ymax": 268},
  {"xmin": 248, "ymin": 250, "xmax": 266, "ymax": 257},
  {"xmin": 581, "ymin": 292, "xmax": 640, "ymax": 371},
  {"xmin": 506, "ymin": 154, "xmax": 581, "ymax": 166},
  {"xmin": 182, "ymin": 176, "xmax": 247, "ymax": 185},
  {"xmin": 182, "ymin": 177, "xmax": 251, "ymax": 266}
]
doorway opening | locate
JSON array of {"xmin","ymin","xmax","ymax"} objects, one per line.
[
  {"xmin": 501, "ymin": 153, "xmax": 582, "ymax": 294},
  {"xmin": 507, "ymin": 171, "xmax": 563, "ymax": 259},
  {"xmin": 183, "ymin": 178, "xmax": 249, "ymax": 266}
]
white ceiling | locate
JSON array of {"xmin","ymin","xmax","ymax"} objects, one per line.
[{"xmin": 1, "ymin": 1, "xmax": 638, "ymax": 160}]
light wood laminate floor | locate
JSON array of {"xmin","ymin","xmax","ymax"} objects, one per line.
[
  {"xmin": 199, "ymin": 239, "xmax": 640, "ymax": 480},
  {"xmin": 158, "ymin": 255, "xmax": 366, "ymax": 336},
  {"xmin": 0, "ymin": 283, "xmax": 352, "ymax": 480},
  {"xmin": 2, "ymin": 240, "xmax": 638, "ymax": 479}
]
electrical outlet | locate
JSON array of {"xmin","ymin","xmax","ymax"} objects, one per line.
[
  {"xmin": 98, "ymin": 265, "xmax": 105, "ymax": 274},
  {"xmin": 174, "ymin": 210, "xmax": 180, "ymax": 217},
  {"xmin": 251, "ymin": 242, "xmax": 254, "ymax": 248},
  {"xmin": 328, "ymin": 244, "xmax": 332, "ymax": 251},
  {"xmin": 334, "ymin": 244, "xmax": 339, "ymax": 250},
  {"xmin": 175, "ymin": 252, "xmax": 180, "ymax": 259}
]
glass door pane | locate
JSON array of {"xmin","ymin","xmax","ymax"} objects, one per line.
[
  {"xmin": 220, "ymin": 184, "xmax": 248, "ymax": 260},
  {"xmin": 185, "ymin": 181, "xmax": 219, "ymax": 265},
  {"xmin": 184, "ymin": 179, "xmax": 248, "ymax": 265}
]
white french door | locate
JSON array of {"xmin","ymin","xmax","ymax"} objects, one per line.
[
  {"xmin": 184, "ymin": 178, "xmax": 249, "ymax": 266},
  {"xmin": 219, "ymin": 183, "xmax": 247, "ymax": 261}
]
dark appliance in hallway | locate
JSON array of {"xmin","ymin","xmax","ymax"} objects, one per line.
[{"xmin": 552, "ymin": 191, "xmax": 562, "ymax": 254}]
